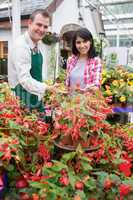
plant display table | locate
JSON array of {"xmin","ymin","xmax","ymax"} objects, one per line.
[
  {"xmin": 0, "ymin": 82, "xmax": 132, "ymax": 200},
  {"xmin": 113, "ymin": 105, "xmax": 133, "ymax": 123}
]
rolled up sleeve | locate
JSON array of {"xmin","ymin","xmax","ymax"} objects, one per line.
[{"xmin": 13, "ymin": 45, "xmax": 47, "ymax": 97}]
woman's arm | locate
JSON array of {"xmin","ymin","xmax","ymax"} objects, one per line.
[
  {"xmin": 93, "ymin": 57, "xmax": 103, "ymax": 87},
  {"xmin": 85, "ymin": 57, "xmax": 102, "ymax": 90}
]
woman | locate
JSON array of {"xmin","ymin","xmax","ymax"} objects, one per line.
[{"xmin": 66, "ymin": 28, "xmax": 102, "ymax": 91}]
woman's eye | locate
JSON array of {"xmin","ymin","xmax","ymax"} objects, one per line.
[{"xmin": 76, "ymin": 41, "xmax": 81, "ymax": 44}]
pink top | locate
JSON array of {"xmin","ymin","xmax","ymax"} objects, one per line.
[{"xmin": 66, "ymin": 55, "xmax": 102, "ymax": 88}]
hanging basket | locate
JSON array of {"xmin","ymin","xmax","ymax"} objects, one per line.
[{"xmin": 42, "ymin": 32, "xmax": 59, "ymax": 45}]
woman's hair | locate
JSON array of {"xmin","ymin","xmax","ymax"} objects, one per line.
[{"xmin": 72, "ymin": 28, "xmax": 97, "ymax": 58}]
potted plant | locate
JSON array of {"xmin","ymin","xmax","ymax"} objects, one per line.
[
  {"xmin": 51, "ymin": 89, "xmax": 113, "ymax": 153},
  {"xmin": 0, "ymin": 83, "xmax": 51, "ymax": 199},
  {"xmin": 29, "ymin": 123, "xmax": 133, "ymax": 200},
  {"xmin": 102, "ymin": 65, "xmax": 133, "ymax": 105}
]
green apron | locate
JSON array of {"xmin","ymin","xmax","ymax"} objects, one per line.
[{"xmin": 14, "ymin": 49, "xmax": 45, "ymax": 112}]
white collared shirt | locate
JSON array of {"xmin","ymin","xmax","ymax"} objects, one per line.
[{"xmin": 8, "ymin": 31, "xmax": 48, "ymax": 100}]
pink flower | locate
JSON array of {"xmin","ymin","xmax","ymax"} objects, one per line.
[
  {"xmin": 38, "ymin": 144, "xmax": 50, "ymax": 162},
  {"xmin": 119, "ymin": 160, "xmax": 132, "ymax": 177},
  {"xmin": 119, "ymin": 184, "xmax": 131, "ymax": 197},
  {"xmin": 75, "ymin": 181, "xmax": 84, "ymax": 190},
  {"xmin": 104, "ymin": 178, "xmax": 113, "ymax": 190},
  {"xmin": 59, "ymin": 176, "xmax": 69, "ymax": 186}
]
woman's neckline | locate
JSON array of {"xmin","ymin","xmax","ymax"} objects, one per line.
[{"xmin": 78, "ymin": 57, "xmax": 88, "ymax": 62}]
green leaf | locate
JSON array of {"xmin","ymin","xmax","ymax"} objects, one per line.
[
  {"xmin": 93, "ymin": 171, "xmax": 108, "ymax": 188},
  {"xmin": 7, "ymin": 164, "xmax": 15, "ymax": 171},
  {"xmin": 99, "ymin": 159, "xmax": 109, "ymax": 164},
  {"xmin": 0, "ymin": 152, "xmax": 4, "ymax": 157},
  {"xmin": 81, "ymin": 110, "xmax": 93, "ymax": 116},
  {"xmin": 84, "ymin": 177, "xmax": 96, "ymax": 191},
  {"xmin": 48, "ymin": 182, "xmax": 67, "ymax": 195},
  {"xmin": 123, "ymin": 180, "xmax": 133, "ymax": 186},
  {"xmin": 109, "ymin": 174, "xmax": 121, "ymax": 185},
  {"xmin": 76, "ymin": 144, "xmax": 84, "ymax": 155},
  {"xmin": 81, "ymin": 161, "xmax": 92, "ymax": 172},
  {"xmin": 80, "ymin": 156, "xmax": 91, "ymax": 162},
  {"xmin": 68, "ymin": 170, "xmax": 77, "ymax": 189},
  {"xmin": 76, "ymin": 190, "xmax": 86, "ymax": 200},
  {"xmin": 42, "ymin": 167, "xmax": 57, "ymax": 177},
  {"xmin": 46, "ymin": 191, "xmax": 57, "ymax": 200},
  {"xmin": 61, "ymin": 152, "xmax": 76, "ymax": 163},
  {"xmin": 50, "ymin": 160, "xmax": 67, "ymax": 172},
  {"xmin": 112, "ymin": 158, "xmax": 124, "ymax": 165},
  {"xmin": 8, "ymin": 120, "xmax": 20, "ymax": 129},
  {"xmin": 29, "ymin": 181, "xmax": 46, "ymax": 189},
  {"xmin": 87, "ymin": 119, "xmax": 95, "ymax": 126}
]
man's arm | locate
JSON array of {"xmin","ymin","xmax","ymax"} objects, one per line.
[{"xmin": 13, "ymin": 45, "xmax": 47, "ymax": 97}]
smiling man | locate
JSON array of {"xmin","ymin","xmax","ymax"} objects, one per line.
[{"xmin": 8, "ymin": 9, "xmax": 57, "ymax": 112}]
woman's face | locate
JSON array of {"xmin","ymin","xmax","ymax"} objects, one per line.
[{"xmin": 75, "ymin": 36, "xmax": 91, "ymax": 57}]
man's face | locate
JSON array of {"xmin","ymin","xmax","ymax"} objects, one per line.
[{"xmin": 28, "ymin": 13, "xmax": 50, "ymax": 43}]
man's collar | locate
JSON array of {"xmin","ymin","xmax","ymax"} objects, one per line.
[{"xmin": 25, "ymin": 31, "xmax": 38, "ymax": 50}]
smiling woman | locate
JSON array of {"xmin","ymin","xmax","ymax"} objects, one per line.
[{"xmin": 66, "ymin": 28, "xmax": 103, "ymax": 91}]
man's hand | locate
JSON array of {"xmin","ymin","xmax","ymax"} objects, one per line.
[{"xmin": 46, "ymin": 83, "xmax": 59, "ymax": 92}]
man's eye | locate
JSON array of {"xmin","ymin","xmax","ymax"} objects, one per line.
[
  {"xmin": 44, "ymin": 25, "xmax": 48, "ymax": 29},
  {"xmin": 76, "ymin": 41, "xmax": 81, "ymax": 44},
  {"xmin": 37, "ymin": 23, "xmax": 41, "ymax": 27}
]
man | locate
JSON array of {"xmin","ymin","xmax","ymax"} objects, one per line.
[{"xmin": 8, "ymin": 9, "xmax": 57, "ymax": 112}]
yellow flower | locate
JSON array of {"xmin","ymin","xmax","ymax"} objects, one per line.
[
  {"xmin": 117, "ymin": 70, "xmax": 123, "ymax": 74},
  {"xmin": 106, "ymin": 90, "xmax": 112, "ymax": 96},
  {"xmin": 119, "ymin": 79, "xmax": 124, "ymax": 83},
  {"xmin": 128, "ymin": 81, "xmax": 133, "ymax": 86},
  {"xmin": 101, "ymin": 78, "xmax": 106, "ymax": 84},
  {"xmin": 112, "ymin": 80, "xmax": 119, "ymax": 86},
  {"xmin": 128, "ymin": 73, "xmax": 133, "ymax": 79},
  {"xmin": 102, "ymin": 69, "xmax": 106, "ymax": 76},
  {"xmin": 119, "ymin": 96, "xmax": 126, "ymax": 102}
]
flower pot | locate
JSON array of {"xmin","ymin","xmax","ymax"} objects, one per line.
[{"xmin": 53, "ymin": 138, "xmax": 99, "ymax": 160}]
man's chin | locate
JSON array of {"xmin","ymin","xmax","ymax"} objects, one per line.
[
  {"xmin": 34, "ymin": 37, "xmax": 42, "ymax": 42},
  {"xmin": 38, "ymin": 36, "xmax": 44, "ymax": 40}
]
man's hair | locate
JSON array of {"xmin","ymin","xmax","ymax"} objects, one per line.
[{"xmin": 29, "ymin": 9, "xmax": 50, "ymax": 21}]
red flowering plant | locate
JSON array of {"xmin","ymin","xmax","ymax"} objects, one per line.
[
  {"xmin": 29, "ymin": 141, "xmax": 133, "ymax": 200},
  {"xmin": 51, "ymin": 89, "xmax": 113, "ymax": 149},
  {"xmin": 0, "ymin": 82, "xmax": 51, "ymax": 198},
  {"xmin": 28, "ymin": 123, "xmax": 132, "ymax": 200},
  {"xmin": 27, "ymin": 84, "xmax": 133, "ymax": 199},
  {"xmin": 0, "ymin": 82, "xmax": 133, "ymax": 199}
]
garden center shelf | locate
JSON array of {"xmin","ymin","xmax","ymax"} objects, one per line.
[{"xmin": 112, "ymin": 105, "xmax": 133, "ymax": 123}]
